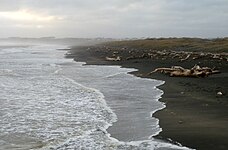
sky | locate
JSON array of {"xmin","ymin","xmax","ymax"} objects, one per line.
[{"xmin": 0, "ymin": 0, "xmax": 228, "ymax": 38}]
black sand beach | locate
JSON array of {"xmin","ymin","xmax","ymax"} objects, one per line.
[{"xmin": 66, "ymin": 38, "xmax": 228, "ymax": 150}]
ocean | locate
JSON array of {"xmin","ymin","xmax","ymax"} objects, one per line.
[{"xmin": 0, "ymin": 44, "xmax": 192, "ymax": 150}]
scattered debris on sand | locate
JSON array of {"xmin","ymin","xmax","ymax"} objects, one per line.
[{"xmin": 100, "ymin": 45, "xmax": 228, "ymax": 62}]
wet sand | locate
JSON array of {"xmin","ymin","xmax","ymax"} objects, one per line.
[{"xmin": 66, "ymin": 42, "xmax": 228, "ymax": 150}]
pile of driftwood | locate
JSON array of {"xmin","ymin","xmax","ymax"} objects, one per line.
[{"xmin": 149, "ymin": 65, "xmax": 220, "ymax": 77}]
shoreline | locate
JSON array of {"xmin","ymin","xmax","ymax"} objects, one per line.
[
  {"xmin": 69, "ymin": 60, "xmax": 167, "ymax": 142},
  {"xmin": 66, "ymin": 41, "xmax": 228, "ymax": 150}
]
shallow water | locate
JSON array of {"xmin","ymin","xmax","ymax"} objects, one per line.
[
  {"xmin": 61, "ymin": 62, "xmax": 165, "ymax": 142},
  {"xmin": 0, "ymin": 44, "xmax": 192, "ymax": 150}
]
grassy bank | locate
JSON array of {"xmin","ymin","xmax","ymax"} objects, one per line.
[{"xmin": 105, "ymin": 38, "xmax": 228, "ymax": 52}]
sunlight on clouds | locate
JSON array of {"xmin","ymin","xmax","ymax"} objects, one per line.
[
  {"xmin": 0, "ymin": 9, "xmax": 61, "ymax": 22},
  {"xmin": 36, "ymin": 25, "xmax": 44, "ymax": 28},
  {"xmin": 0, "ymin": 9, "xmax": 63, "ymax": 30},
  {"xmin": 14, "ymin": 24, "xmax": 45, "ymax": 29}
]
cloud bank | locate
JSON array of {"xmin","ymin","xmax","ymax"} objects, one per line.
[{"xmin": 0, "ymin": 0, "xmax": 227, "ymax": 38}]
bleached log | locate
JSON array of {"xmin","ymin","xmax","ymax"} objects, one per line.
[
  {"xmin": 180, "ymin": 54, "xmax": 191, "ymax": 61},
  {"xmin": 105, "ymin": 56, "xmax": 121, "ymax": 61},
  {"xmin": 148, "ymin": 68, "xmax": 177, "ymax": 75},
  {"xmin": 149, "ymin": 65, "xmax": 220, "ymax": 78},
  {"xmin": 171, "ymin": 66, "xmax": 186, "ymax": 71}
]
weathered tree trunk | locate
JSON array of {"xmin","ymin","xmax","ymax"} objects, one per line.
[{"xmin": 149, "ymin": 65, "xmax": 220, "ymax": 78}]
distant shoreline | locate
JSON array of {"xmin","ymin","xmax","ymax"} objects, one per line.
[{"xmin": 67, "ymin": 38, "xmax": 228, "ymax": 150}]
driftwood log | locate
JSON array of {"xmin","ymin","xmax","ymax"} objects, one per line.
[
  {"xmin": 105, "ymin": 56, "xmax": 121, "ymax": 61},
  {"xmin": 149, "ymin": 65, "xmax": 220, "ymax": 77}
]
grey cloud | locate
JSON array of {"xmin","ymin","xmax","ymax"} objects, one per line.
[{"xmin": 0, "ymin": 0, "xmax": 227, "ymax": 38}]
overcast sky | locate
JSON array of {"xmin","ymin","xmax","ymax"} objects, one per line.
[{"xmin": 0, "ymin": 0, "xmax": 227, "ymax": 38}]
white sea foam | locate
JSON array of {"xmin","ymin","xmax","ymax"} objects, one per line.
[{"xmin": 0, "ymin": 44, "xmax": 193, "ymax": 150}]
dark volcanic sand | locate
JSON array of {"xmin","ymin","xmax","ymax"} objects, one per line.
[{"xmin": 66, "ymin": 45, "xmax": 228, "ymax": 150}]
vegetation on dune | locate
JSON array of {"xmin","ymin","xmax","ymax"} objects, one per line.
[{"xmin": 104, "ymin": 38, "xmax": 228, "ymax": 53}]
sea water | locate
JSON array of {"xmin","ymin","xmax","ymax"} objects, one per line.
[{"xmin": 0, "ymin": 44, "xmax": 192, "ymax": 150}]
